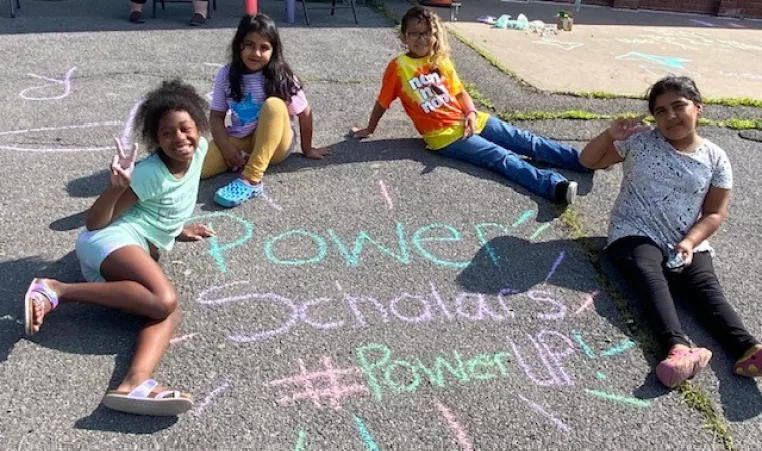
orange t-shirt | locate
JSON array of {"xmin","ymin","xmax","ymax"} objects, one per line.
[{"xmin": 377, "ymin": 54, "xmax": 489, "ymax": 150}]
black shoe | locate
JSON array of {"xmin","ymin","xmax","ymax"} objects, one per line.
[
  {"xmin": 189, "ymin": 13, "xmax": 206, "ymax": 26},
  {"xmin": 554, "ymin": 181, "xmax": 577, "ymax": 205},
  {"xmin": 129, "ymin": 11, "xmax": 145, "ymax": 24}
]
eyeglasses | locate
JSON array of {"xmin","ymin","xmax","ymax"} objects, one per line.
[{"xmin": 405, "ymin": 31, "xmax": 433, "ymax": 40}]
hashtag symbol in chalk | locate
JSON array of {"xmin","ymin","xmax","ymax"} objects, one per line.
[{"xmin": 267, "ymin": 356, "xmax": 368, "ymax": 411}]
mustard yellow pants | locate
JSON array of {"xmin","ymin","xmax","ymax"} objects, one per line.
[{"xmin": 201, "ymin": 97, "xmax": 293, "ymax": 183}]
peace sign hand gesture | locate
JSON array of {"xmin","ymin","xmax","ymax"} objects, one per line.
[{"xmin": 110, "ymin": 138, "xmax": 139, "ymax": 189}]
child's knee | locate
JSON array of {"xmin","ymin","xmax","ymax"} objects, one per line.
[
  {"xmin": 152, "ymin": 290, "xmax": 179, "ymax": 319},
  {"xmin": 263, "ymin": 97, "xmax": 288, "ymax": 114}
]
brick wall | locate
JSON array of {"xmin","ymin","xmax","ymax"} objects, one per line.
[{"xmin": 538, "ymin": 0, "xmax": 762, "ymax": 18}]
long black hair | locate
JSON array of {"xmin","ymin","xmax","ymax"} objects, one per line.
[{"xmin": 228, "ymin": 14, "xmax": 301, "ymax": 103}]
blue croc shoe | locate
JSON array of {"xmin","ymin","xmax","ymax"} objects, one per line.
[{"xmin": 214, "ymin": 178, "xmax": 263, "ymax": 208}]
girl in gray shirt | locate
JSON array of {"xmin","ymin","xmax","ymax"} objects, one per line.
[{"xmin": 580, "ymin": 76, "xmax": 761, "ymax": 389}]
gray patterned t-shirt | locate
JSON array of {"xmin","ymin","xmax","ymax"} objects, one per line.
[{"xmin": 607, "ymin": 129, "xmax": 733, "ymax": 255}]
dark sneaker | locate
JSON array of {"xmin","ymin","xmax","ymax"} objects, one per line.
[
  {"xmin": 189, "ymin": 13, "xmax": 206, "ymax": 26},
  {"xmin": 129, "ymin": 11, "xmax": 145, "ymax": 24},
  {"xmin": 554, "ymin": 180, "xmax": 577, "ymax": 205}
]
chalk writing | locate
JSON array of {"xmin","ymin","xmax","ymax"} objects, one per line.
[
  {"xmin": 293, "ymin": 429, "xmax": 307, "ymax": 451},
  {"xmin": 261, "ymin": 192, "xmax": 283, "ymax": 211},
  {"xmin": 188, "ymin": 211, "xmax": 554, "ymax": 272},
  {"xmin": 121, "ymin": 98, "xmax": 143, "ymax": 149},
  {"xmin": 530, "ymin": 223, "xmax": 552, "ymax": 240},
  {"xmin": 719, "ymin": 71, "xmax": 762, "ymax": 81},
  {"xmin": 20, "ymin": 67, "xmax": 76, "ymax": 101},
  {"xmin": 544, "ymin": 251, "xmax": 565, "ymax": 282},
  {"xmin": 267, "ymin": 356, "xmax": 368, "ymax": 410},
  {"xmin": 512, "ymin": 210, "xmax": 534, "ymax": 227},
  {"xmin": 187, "ymin": 212, "xmax": 253, "ymax": 273},
  {"xmin": 193, "ymin": 381, "xmax": 231, "ymax": 417},
  {"xmin": 197, "ymin": 282, "xmax": 567, "ymax": 343},
  {"xmin": 356, "ymin": 343, "xmax": 511, "ymax": 401},
  {"xmin": 536, "ymin": 38, "xmax": 583, "ymax": 51},
  {"xmin": 354, "ymin": 416, "xmax": 381, "ymax": 451},
  {"xmin": 170, "ymin": 333, "xmax": 198, "ymax": 345},
  {"xmin": 378, "ymin": 180, "xmax": 394, "ymax": 210},
  {"xmin": 435, "ymin": 400, "xmax": 475, "ymax": 451},
  {"xmin": 575, "ymin": 290, "xmax": 598, "ymax": 314},
  {"xmin": 584, "ymin": 389, "xmax": 651, "ymax": 408},
  {"xmin": 508, "ymin": 330, "xmax": 575, "ymax": 387},
  {"xmin": 615, "ymin": 52, "xmax": 690, "ymax": 70},
  {"xmin": 0, "ymin": 122, "xmax": 120, "ymax": 152},
  {"xmin": 600, "ymin": 339, "xmax": 636, "ymax": 357},
  {"xmin": 616, "ymin": 30, "xmax": 762, "ymax": 51},
  {"xmin": 517, "ymin": 394, "xmax": 571, "ymax": 432}
]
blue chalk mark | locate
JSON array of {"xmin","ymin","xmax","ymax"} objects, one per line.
[
  {"xmin": 572, "ymin": 331, "xmax": 597, "ymax": 359},
  {"xmin": 512, "ymin": 210, "xmax": 534, "ymax": 227},
  {"xmin": 584, "ymin": 389, "xmax": 651, "ymax": 408},
  {"xmin": 294, "ymin": 429, "xmax": 307, "ymax": 451},
  {"xmin": 265, "ymin": 229, "xmax": 327, "ymax": 266},
  {"xmin": 354, "ymin": 416, "xmax": 381, "ymax": 451},
  {"xmin": 530, "ymin": 223, "xmax": 552, "ymax": 240},
  {"xmin": 601, "ymin": 339, "xmax": 636, "ymax": 357},
  {"xmin": 595, "ymin": 372, "xmax": 607, "ymax": 380},
  {"xmin": 615, "ymin": 51, "xmax": 690, "ymax": 70},
  {"xmin": 188, "ymin": 212, "xmax": 254, "ymax": 274}
]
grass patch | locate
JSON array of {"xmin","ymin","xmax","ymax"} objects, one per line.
[
  {"xmin": 678, "ymin": 383, "xmax": 736, "ymax": 451},
  {"xmin": 463, "ymin": 81, "xmax": 495, "ymax": 110},
  {"xmin": 444, "ymin": 25, "xmax": 535, "ymax": 90},
  {"xmin": 495, "ymin": 110, "xmax": 762, "ymax": 131}
]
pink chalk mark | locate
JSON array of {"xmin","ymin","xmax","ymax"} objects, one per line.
[
  {"xmin": 194, "ymin": 381, "xmax": 231, "ymax": 416},
  {"xmin": 435, "ymin": 400, "xmax": 475, "ymax": 451},
  {"xmin": 170, "ymin": 333, "xmax": 198, "ymax": 345},
  {"xmin": 268, "ymin": 356, "xmax": 367, "ymax": 411},
  {"xmin": 378, "ymin": 180, "xmax": 394, "ymax": 210},
  {"xmin": 575, "ymin": 291, "xmax": 599, "ymax": 315},
  {"xmin": 729, "ymin": 22, "xmax": 745, "ymax": 28}
]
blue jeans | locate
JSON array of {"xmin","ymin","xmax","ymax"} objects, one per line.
[{"xmin": 438, "ymin": 116, "xmax": 586, "ymax": 200}]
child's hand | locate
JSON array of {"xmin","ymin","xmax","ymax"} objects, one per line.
[
  {"xmin": 110, "ymin": 138, "xmax": 138, "ymax": 189},
  {"xmin": 177, "ymin": 223, "xmax": 215, "ymax": 242},
  {"xmin": 304, "ymin": 147, "xmax": 332, "ymax": 159},
  {"xmin": 464, "ymin": 111, "xmax": 477, "ymax": 138},
  {"xmin": 350, "ymin": 127, "xmax": 372, "ymax": 139},
  {"xmin": 674, "ymin": 240, "xmax": 694, "ymax": 266},
  {"xmin": 221, "ymin": 143, "xmax": 247, "ymax": 169},
  {"xmin": 607, "ymin": 116, "xmax": 650, "ymax": 141}
]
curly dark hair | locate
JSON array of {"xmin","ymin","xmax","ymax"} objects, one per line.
[
  {"xmin": 228, "ymin": 14, "xmax": 301, "ymax": 103},
  {"xmin": 134, "ymin": 79, "xmax": 210, "ymax": 150}
]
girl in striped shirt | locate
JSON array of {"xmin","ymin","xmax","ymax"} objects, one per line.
[{"xmin": 203, "ymin": 14, "xmax": 331, "ymax": 208}]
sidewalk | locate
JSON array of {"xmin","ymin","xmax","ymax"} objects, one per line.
[{"xmin": 405, "ymin": 0, "xmax": 762, "ymax": 99}]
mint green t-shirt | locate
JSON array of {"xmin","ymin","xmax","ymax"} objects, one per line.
[{"xmin": 121, "ymin": 137, "xmax": 208, "ymax": 251}]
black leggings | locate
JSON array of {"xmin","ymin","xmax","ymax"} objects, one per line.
[{"xmin": 607, "ymin": 236, "xmax": 758, "ymax": 359}]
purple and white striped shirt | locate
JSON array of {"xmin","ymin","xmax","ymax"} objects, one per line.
[{"xmin": 211, "ymin": 64, "xmax": 309, "ymax": 138}]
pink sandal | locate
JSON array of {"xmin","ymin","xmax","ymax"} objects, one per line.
[
  {"xmin": 24, "ymin": 278, "xmax": 59, "ymax": 336},
  {"xmin": 734, "ymin": 345, "xmax": 762, "ymax": 377}
]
